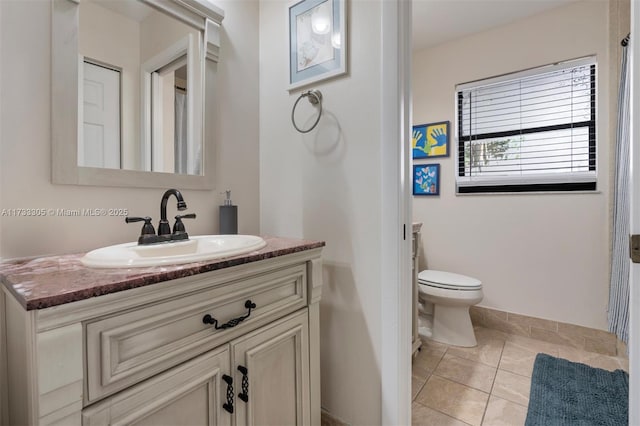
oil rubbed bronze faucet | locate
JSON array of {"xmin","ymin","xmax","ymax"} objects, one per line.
[
  {"xmin": 126, "ymin": 189, "xmax": 196, "ymax": 245},
  {"xmin": 158, "ymin": 189, "xmax": 187, "ymax": 241}
]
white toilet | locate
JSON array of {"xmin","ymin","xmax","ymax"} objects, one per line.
[{"xmin": 418, "ymin": 270, "xmax": 483, "ymax": 347}]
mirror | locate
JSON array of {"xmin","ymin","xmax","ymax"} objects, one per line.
[
  {"xmin": 52, "ymin": 0, "xmax": 223, "ymax": 188},
  {"xmin": 78, "ymin": 0, "xmax": 202, "ymax": 175}
]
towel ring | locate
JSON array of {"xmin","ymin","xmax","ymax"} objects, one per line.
[{"xmin": 291, "ymin": 90, "xmax": 323, "ymax": 133}]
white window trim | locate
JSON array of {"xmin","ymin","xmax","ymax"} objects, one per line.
[{"xmin": 456, "ymin": 56, "xmax": 596, "ymax": 92}]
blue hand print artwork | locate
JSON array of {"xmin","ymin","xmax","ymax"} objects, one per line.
[
  {"xmin": 430, "ymin": 128, "xmax": 447, "ymax": 147},
  {"xmin": 412, "ymin": 121, "xmax": 449, "ymax": 159},
  {"xmin": 413, "ymin": 164, "xmax": 440, "ymax": 196}
]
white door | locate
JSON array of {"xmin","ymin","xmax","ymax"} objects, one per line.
[
  {"xmin": 629, "ymin": 3, "xmax": 639, "ymax": 423},
  {"xmin": 81, "ymin": 61, "xmax": 120, "ymax": 169}
]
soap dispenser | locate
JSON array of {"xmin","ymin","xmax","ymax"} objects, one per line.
[{"xmin": 219, "ymin": 190, "xmax": 238, "ymax": 234}]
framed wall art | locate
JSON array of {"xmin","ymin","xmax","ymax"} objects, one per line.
[
  {"xmin": 288, "ymin": 0, "xmax": 347, "ymax": 90},
  {"xmin": 413, "ymin": 164, "xmax": 440, "ymax": 196},
  {"xmin": 412, "ymin": 121, "xmax": 450, "ymax": 159}
]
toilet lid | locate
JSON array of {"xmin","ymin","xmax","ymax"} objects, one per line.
[{"xmin": 418, "ymin": 270, "xmax": 482, "ymax": 290}]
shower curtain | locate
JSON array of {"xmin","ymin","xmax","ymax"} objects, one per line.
[
  {"xmin": 608, "ymin": 41, "xmax": 631, "ymax": 344},
  {"xmin": 174, "ymin": 90, "xmax": 203, "ymax": 175},
  {"xmin": 174, "ymin": 90, "xmax": 188, "ymax": 174}
]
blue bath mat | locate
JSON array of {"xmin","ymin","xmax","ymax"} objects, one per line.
[{"xmin": 525, "ymin": 353, "xmax": 628, "ymax": 426}]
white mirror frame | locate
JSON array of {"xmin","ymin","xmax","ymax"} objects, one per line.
[{"xmin": 52, "ymin": 0, "xmax": 223, "ymax": 189}]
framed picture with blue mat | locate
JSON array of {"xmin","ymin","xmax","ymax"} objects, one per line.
[
  {"xmin": 412, "ymin": 121, "xmax": 450, "ymax": 159},
  {"xmin": 288, "ymin": 0, "xmax": 347, "ymax": 90},
  {"xmin": 413, "ymin": 164, "xmax": 440, "ymax": 196},
  {"xmin": 526, "ymin": 353, "xmax": 628, "ymax": 426}
]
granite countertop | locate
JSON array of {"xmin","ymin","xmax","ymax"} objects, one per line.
[{"xmin": 0, "ymin": 236, "xmax": 325, "ymax": 311}]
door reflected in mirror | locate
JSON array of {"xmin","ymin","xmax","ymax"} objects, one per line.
[{"xmin": 78, "ymin": 0, "xmax": 203, "ymax": 175}]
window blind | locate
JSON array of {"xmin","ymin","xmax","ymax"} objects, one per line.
[{"xmin": 456, "ymin": 57, "xmax": 597, "ymax": 193}]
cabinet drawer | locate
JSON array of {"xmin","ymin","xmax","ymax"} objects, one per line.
[{"xmin": 86, "ymin": 265, "xmax": 306, "ymax": 403}]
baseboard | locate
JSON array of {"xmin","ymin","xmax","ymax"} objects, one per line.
[
  {"xmin": 617, "ymin": 337, "xmax": 628, "ymax": 358},
  {"xmin": 321, "ymin": 408, "xmax": 350, "ymax": 426},
  {"xmin": 470, "ymin": 306, "xmax": 623, "ymax": 357}
]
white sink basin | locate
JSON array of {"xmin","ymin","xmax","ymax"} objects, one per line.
[{"xmin": 81, "ymin": 235, "xmax": 267, "ymax": 268}]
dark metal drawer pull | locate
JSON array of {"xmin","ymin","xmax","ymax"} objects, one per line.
[
  {"xmin": 222, "ymin": 374, "xmax": 234, "ymax": 414},
  {"xmin": 238, "ymin": 365, "xmax": 249, "ymax": 403},
  {"xmin": 202, "ymin": 300, "xmax": 257, "ymax": 330}
]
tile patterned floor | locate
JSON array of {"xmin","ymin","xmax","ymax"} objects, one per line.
[{"xmin": 412, "ymin": 326, "xmax": 629, "ymax": 426}]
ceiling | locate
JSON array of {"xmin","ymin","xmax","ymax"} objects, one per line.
[{"xmin": 412, "ymin": 0, "xmax": 580, "ymax": 51}]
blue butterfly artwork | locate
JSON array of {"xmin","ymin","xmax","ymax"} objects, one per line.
[{"xmin": 413, "ymin": 164, "xmax": 440, "ymax": 196}]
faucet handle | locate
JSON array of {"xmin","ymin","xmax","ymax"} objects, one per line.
[
  {"xmin": 125, "ymin": 216, "xmax": 158, "ymax": 245},
  {"xmin": 176, "ymin": 213, "xmax": 196, "ymax": 221},
  {"xmin": 172, "ymin": 213, "xmax": 196, "ymax": 241}
]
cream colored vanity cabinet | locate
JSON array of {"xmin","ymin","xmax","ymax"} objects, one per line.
[{"xmin": 2, "ymin": 249, "xmax": 323, "ymax": 426}]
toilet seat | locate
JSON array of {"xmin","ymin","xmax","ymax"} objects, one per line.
[{"xmin": 418, "ymin": 270, "xmax": 482, "ymax": 291}]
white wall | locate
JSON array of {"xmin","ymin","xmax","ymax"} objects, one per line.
[
  {"xmin": 412, "ymin": 0, "xmax": 612, "ymax": 330},
  {"xmin": 0, "ymin": 0, "xmax": 260, "ymax": 259},
  {"xmin": 0, "ymin": 0, "xmax": 3, "ymax": 263},
  {"xmin": 0, "ymin": 5, "xmax": 4, "ymax": 422},
  {"xmin": 259, "ymin": 0, "xmax": 400, "ymax": 423},
  {"xmin": 140, "ymin": 9, "xmax": 198, "ymax": 62},
  {"xmin": 214, "ymin": 0, "xmax": 260, "ymax": 237},
  {"xmin": 0, "ymin": 3, "xmax": 4, "ymax": 423}
]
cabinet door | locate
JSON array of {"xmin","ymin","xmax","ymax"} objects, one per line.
[
  {"xmin": 231, "ymin": 310, "xmax": 310, "ymax": 426},
  {"xmin": 82, "ymin": 346, "xmax": 232, "ymax": 426}
]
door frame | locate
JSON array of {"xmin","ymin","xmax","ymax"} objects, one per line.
[
  {"xmin": 629, "ymin": 2, "xmax": 639, "ymax": 423},
  {"xmin": 380, "ymin": 1, "xmax": 412, "ymax": 424}
]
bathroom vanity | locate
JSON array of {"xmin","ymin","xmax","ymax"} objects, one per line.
[{"xmin": 0, "ymin": 236, "xmax": 324, "ymax": 425}]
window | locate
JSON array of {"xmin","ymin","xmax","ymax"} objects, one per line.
[{"xmin": 456, "ymin": 57, "xmax": 596, "ymax": 193}]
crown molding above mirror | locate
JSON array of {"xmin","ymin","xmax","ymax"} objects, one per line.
[{"xmin": 52, "ymin": 0, "xmax": 224, "ymax": 189}]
